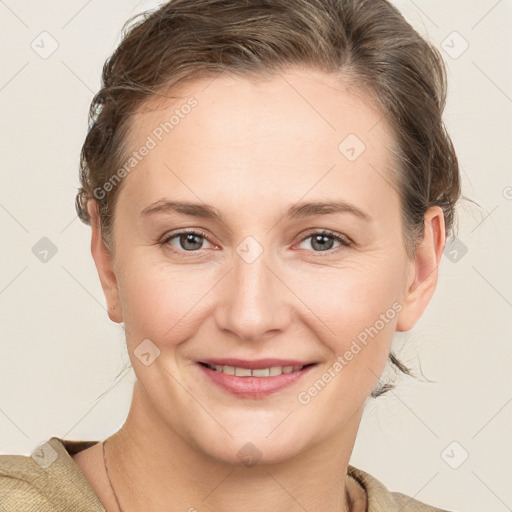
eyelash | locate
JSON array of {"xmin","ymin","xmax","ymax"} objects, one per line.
[{"xmin": 160, "ymin": 228, "xmax": 352, "ymax": 256}]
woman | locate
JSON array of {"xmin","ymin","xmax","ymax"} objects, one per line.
[{"xmin": 0, "ymin": 0, "xmax": 461, "ymax": 510}]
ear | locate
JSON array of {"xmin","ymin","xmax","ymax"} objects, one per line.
[
  {"xmin": 396, "ymin": 206, "xmax": 446, "ymax": 332},
  {"xmin": 88, "ymin": 200, "xmax": 123, "ymax": 324}
]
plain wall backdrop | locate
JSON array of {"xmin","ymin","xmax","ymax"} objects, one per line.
[{"xmin": 1, "ymin": 1, "xmax": 511, "ymax": 511}]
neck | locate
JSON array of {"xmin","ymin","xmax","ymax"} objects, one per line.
[{"xmin": 105, "ymin": 381, "xmax": 364, "ymax": 512}]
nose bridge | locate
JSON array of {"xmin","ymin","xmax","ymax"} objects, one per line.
[{"xmin": 216, "ymin": 236, "xmax": 290, "ymax": 341}]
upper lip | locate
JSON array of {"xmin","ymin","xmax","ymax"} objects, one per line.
[{"xmin": 199, "ymin": 358, "xmax": 315, "ymax": 369}]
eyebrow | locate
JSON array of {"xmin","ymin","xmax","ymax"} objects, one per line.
[{"xmin": 140, "ymin": 199, "xmax": 371, "ymax": 221}]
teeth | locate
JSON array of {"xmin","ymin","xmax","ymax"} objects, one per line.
[
  {"xmin": 205, "ymin": 364, "xmax": 305, "ymax": 377},
  {"xmin": 253, "ymin": 368, "xmax": 270, "ymax": 377},
  {"xmin": 222, "ymin": 365, "xmax": 235, "ymax": 375}
]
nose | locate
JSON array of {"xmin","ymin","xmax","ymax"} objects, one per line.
[{"xmin": 214, "ymin": 240, "xmax": 292, "ymax": 343}]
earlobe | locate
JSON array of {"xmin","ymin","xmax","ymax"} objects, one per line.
[
  {"xmin": 396, "ymin": 206, "xmax": 446, "ymax": 332},
  {"xmin": 87, "ymin": 200, "xmax": 123, "ymax": 324}
]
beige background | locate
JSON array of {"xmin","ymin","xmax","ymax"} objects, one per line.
[{"xmin": 1, "ymin": 1, "xmax": 511, "ymax": 511}]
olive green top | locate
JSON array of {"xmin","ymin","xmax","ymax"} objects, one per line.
[{"xmin": 0, "ymin": 436, "xmax": 451, "ymax": 511}]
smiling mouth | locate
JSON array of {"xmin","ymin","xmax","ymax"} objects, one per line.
[{"xmin": 198, "ymin": 362, "xmax": 315, "ymax": 377}]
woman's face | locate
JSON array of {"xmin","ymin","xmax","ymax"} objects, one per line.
[{"xmin": 92, "ymin": 67, "xmax": 442, "ymax": 465}]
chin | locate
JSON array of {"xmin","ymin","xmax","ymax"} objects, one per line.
[
  {"xmin": 186, "ymin": 419, "xmax": 313, "ymax": 468},
  {"xmin": 201, "ymin": 437, "xmax": 308, "ymax": 468}
]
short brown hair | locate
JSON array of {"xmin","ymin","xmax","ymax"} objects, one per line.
[{"xmin": 76, "ymin": 0, "xmax": 465, "ymax": 396}]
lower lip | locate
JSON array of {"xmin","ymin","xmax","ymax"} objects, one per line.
[{"xmin": 197, "ymin": 363, "xmax": 316, "ymax": 399}]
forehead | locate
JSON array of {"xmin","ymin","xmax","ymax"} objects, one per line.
[{"xmin": 119, "ymin": 67, "xmax": 398, "ymax": 220}]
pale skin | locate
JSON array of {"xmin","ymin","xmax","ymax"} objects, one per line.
[{"xmin": 72, "ymin": 66, "xmax": 445, "ymax": 512}]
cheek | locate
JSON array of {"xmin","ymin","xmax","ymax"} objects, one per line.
[
  {"xmin": 295, "ymin": 275, "xmax": 400, "ymax": 414},
  {"xmin": 296, "ymin": 260, "xmax": 403, "ymax": 389},
  {"xmin": 116, "ymin": 258, "xmax": 219, "ymax": 345},
  {"xmin": 297, "ymin": 258, "xmax": 404, "ymax": 337}
]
